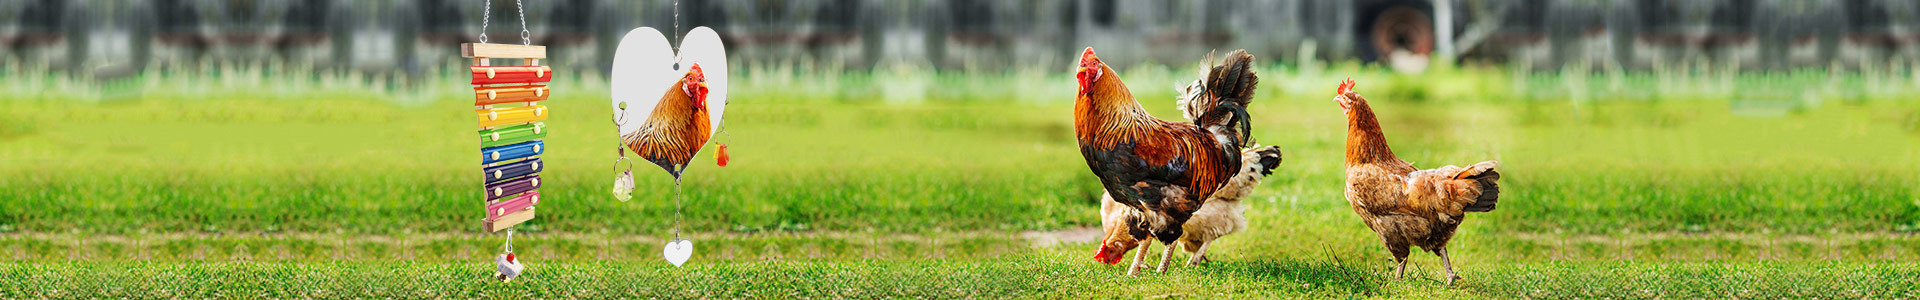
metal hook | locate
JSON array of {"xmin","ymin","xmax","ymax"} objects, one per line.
[
  {"xmin": 612, "ymin": 106, "xmax": 629, "ymax": 127},
  {"xmin": 516, "ymin": 0, "xmax": 531, "ymax": 45},
  {"xmin": 612, "ymin": 156, "xmax": 634, "ymax": 174}
]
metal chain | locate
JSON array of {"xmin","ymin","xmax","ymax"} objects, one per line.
[
  {"xmin": 516, "ymin": 0, "xmax": 530, "ymax": 45},
  {"xmin": 478, "ymin": 0, "xmax": 491, "ymax": 43},
  {"xmin": 673, "ymin": 0, "xmax": 680, "ymax": 46},
  {"xmin": 673, "ymin": 178, "xmax": 684, "ymax": 239}
]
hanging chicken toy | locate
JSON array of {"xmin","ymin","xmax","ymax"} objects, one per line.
[
  {"xmin": 464, "ymin": 0, "xmax": 546, "ymax": 282},
  {"xmin": 608, "ymin": 26, "xmax": 728, "ymax": 267}
]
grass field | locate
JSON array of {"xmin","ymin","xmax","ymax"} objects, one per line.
[{"xmin": 2, "ymin": 62, "xmax": 1919, "ymax": 298}]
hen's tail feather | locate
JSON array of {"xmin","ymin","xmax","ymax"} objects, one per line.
[
  {"xmin": 1248, "ymin": 146, "xmax": 1283, "ymax": 177},
  {"xmin": 1459, "ymin": 161, "xmax": 1500, "ymax": 213}
]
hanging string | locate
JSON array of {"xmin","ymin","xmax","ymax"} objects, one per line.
[
  {"xmin": 477, "ymin": 0, "xmax": 491, "ymax": 43},
  {"xmin": 503, "ymin": 228, "xmax": 515, "ymax": 254},
  {"xmin": 516, "ymin": 0, "xmax": 530, "ymax": 45}
]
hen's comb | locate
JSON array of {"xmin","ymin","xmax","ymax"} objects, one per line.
[
  {"xmin": 1081, "ymin": 47, "xmax": 1097, "ymax": 63},
  {"xmin": 1336, "ymin": 77, "xmax": 1356, "ymax": 95},
  {"xmin": 687, "ymin": 63, "xmax": 704, "ymax": 78}
]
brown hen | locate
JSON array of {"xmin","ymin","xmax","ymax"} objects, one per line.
[{"xmin": 1335, "ymin": 78, "xmax": 1501, "ymax": 285}]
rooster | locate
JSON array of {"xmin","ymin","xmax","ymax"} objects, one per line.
[
  {"xmin": 1098, "ymin": 145, "xmax": 1282, "ymax": 271},
  {"xmin": 494, "ymin": 253, "xmax": 524, "ymax": 282},
  {"xmin": 1334, "ymin": 78, "xmax": 1501, "ymax": 285},
  {"xmin": 1077, "ymin": 47, "xmax": 1258, "ymax": 276},
  {"xmin": 623, "ymin": 64, "xmax": 712, "ymax": 178}
]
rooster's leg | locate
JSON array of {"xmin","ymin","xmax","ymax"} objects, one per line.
[
  {"xmin": 1185, "ymin": 242, "xmax": 1211, "ymax": 266},
  {"xmin": 1438, "ymin": 247, "xmax": 1462, "ymax": 285},
  {"xmin": 1155, "ymin": 242, "xmax": 1177, "ymax": 273},
  {"xmin": 1127, "ymin": 242, "xmax": 1152, "ymax": 277}
]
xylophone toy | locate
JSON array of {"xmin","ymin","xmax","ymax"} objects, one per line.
[{"xmin": 466, "ymin": 43, "xmax": 549, "ymax": 235}]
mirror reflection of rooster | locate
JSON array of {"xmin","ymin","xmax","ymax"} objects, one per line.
[{"xmin": 622, "ymin": 64, "xmax": 713, "ymax": 179}]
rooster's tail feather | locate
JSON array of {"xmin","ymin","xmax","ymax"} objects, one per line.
[
  {"xmin": 1177, "ymin": 50, "xmax": 1259, "ymax": 125},
  {"xmin": 1205, "ymin": 50, "xmax": 1258, "ymax": 110}
]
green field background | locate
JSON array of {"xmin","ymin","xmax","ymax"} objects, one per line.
[{"xmin": 2, "ymin": 62, "xmax": 1919, "ymax": 297}]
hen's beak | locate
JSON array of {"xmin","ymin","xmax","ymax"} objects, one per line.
[{"xmin": 1093, "ymin": 245, "xmax": 1121, "ymax": 265}]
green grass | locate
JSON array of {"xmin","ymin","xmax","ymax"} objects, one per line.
[
  {"xmin": 3, "ymin": 255, "xmax": 1916, "ymax": 298},
  {"xmin": 2, "ymin": 62, "xmax": 1918, "ymax": 297}
]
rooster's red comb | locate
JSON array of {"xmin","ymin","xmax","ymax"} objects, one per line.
[
  {"xmin": 686, "ymin": 63, "xmax": 704, "ymax": 78},
  {"xmin": 1081, "ymin": 47, "xmax": 1097, "ymax": 62},
  {"xmin": 1337, "ymin": 77, "xmax": 1356, "ymax": 95}
]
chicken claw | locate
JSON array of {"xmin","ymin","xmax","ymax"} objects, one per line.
[
  {"xmin": 1185, "ymin": 242, "xmax": 1212, "ymax": 266},
  {"xmin": 1127, "ymin": 242, "xmax": 1152, "ymax": 277},
  {"xmin": 1439, "ymin": 248, "xmax": 1462, "ymax": 285}
]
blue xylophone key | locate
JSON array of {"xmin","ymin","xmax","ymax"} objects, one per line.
[{"xmin": 481, "ymin": 140, "xmax": 544, "ymax": 164}]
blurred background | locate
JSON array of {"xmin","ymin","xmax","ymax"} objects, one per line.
[{"xmin": 5, "ymin": 0, "xmax": 1919, "ymax": 79}]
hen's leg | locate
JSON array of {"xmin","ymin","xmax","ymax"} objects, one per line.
[
  {"xmin": 1155, "ymin": 242, "xmax": 1177, "ymax": 273},
  {"xmin": 1438, "ymin": 247, "xmax": 1462, "ymax": 285},
  {"xmin": 1127, "ymin": 242, "xmax": 1152, "ymax": 277},
  {"xmin": 1389, "ymin": 245, "xmax": 1411, "ymax": 279},
  {"xmin": 1185, "ymin": 241, "xmax": 1212, "ymax": 266}
]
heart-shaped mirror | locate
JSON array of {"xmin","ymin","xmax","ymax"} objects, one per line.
[
  {"xmin": 610, "ymin": 27, "xmax": 728, "ymax": 178},
  {"xmin": 663, "ymin": 238, "xmax": 694, "ymax": 267}
]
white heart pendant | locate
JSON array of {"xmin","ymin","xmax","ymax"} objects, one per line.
[
  {"xmin": 610, "ymin": 27, "xmax": 729, "ymax": 166},
  {"xmin": 663, "ymin": 238, "xmax": 694, "ymax": 267}
]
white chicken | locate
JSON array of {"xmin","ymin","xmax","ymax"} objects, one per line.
[
  {"xmin": 1098, "ymin": 145, "xmax": 1283, "ymax": 272},
  {"xmin": 494, "ymin": 253, "xmax": 524, "ymax": 282}
]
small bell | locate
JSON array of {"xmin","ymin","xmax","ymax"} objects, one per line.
[
  {"xmin": 716, "ymin": 144, "xmax": 730, "ymax": 167},
  {"xmin": 611, "ymin": 171, "xmax": 634, "ymax": 202}
]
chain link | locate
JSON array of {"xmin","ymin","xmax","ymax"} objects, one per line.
[
  {"xmin": 674, "ymin": 0, "xmax": 680, "ymax": 46},
  {"xmin": 516, "ymin": 0, "xmax": 530, "ymax": 45},
  {"xmin": 675, "ymin": 179, "xmax": 685, "ymax": 239},
  {"xmin": 478, "ymin": 0, "xmax": 491, "ymax": 43}
]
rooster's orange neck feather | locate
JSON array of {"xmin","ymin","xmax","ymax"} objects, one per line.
[
  {"xmin": 1075, "ymin": 64, "xmax": 1158, "ymax": 149},
  {"xmin": 1343, "ymin": 94, "xmax": 1398, "ymax": 165}
]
